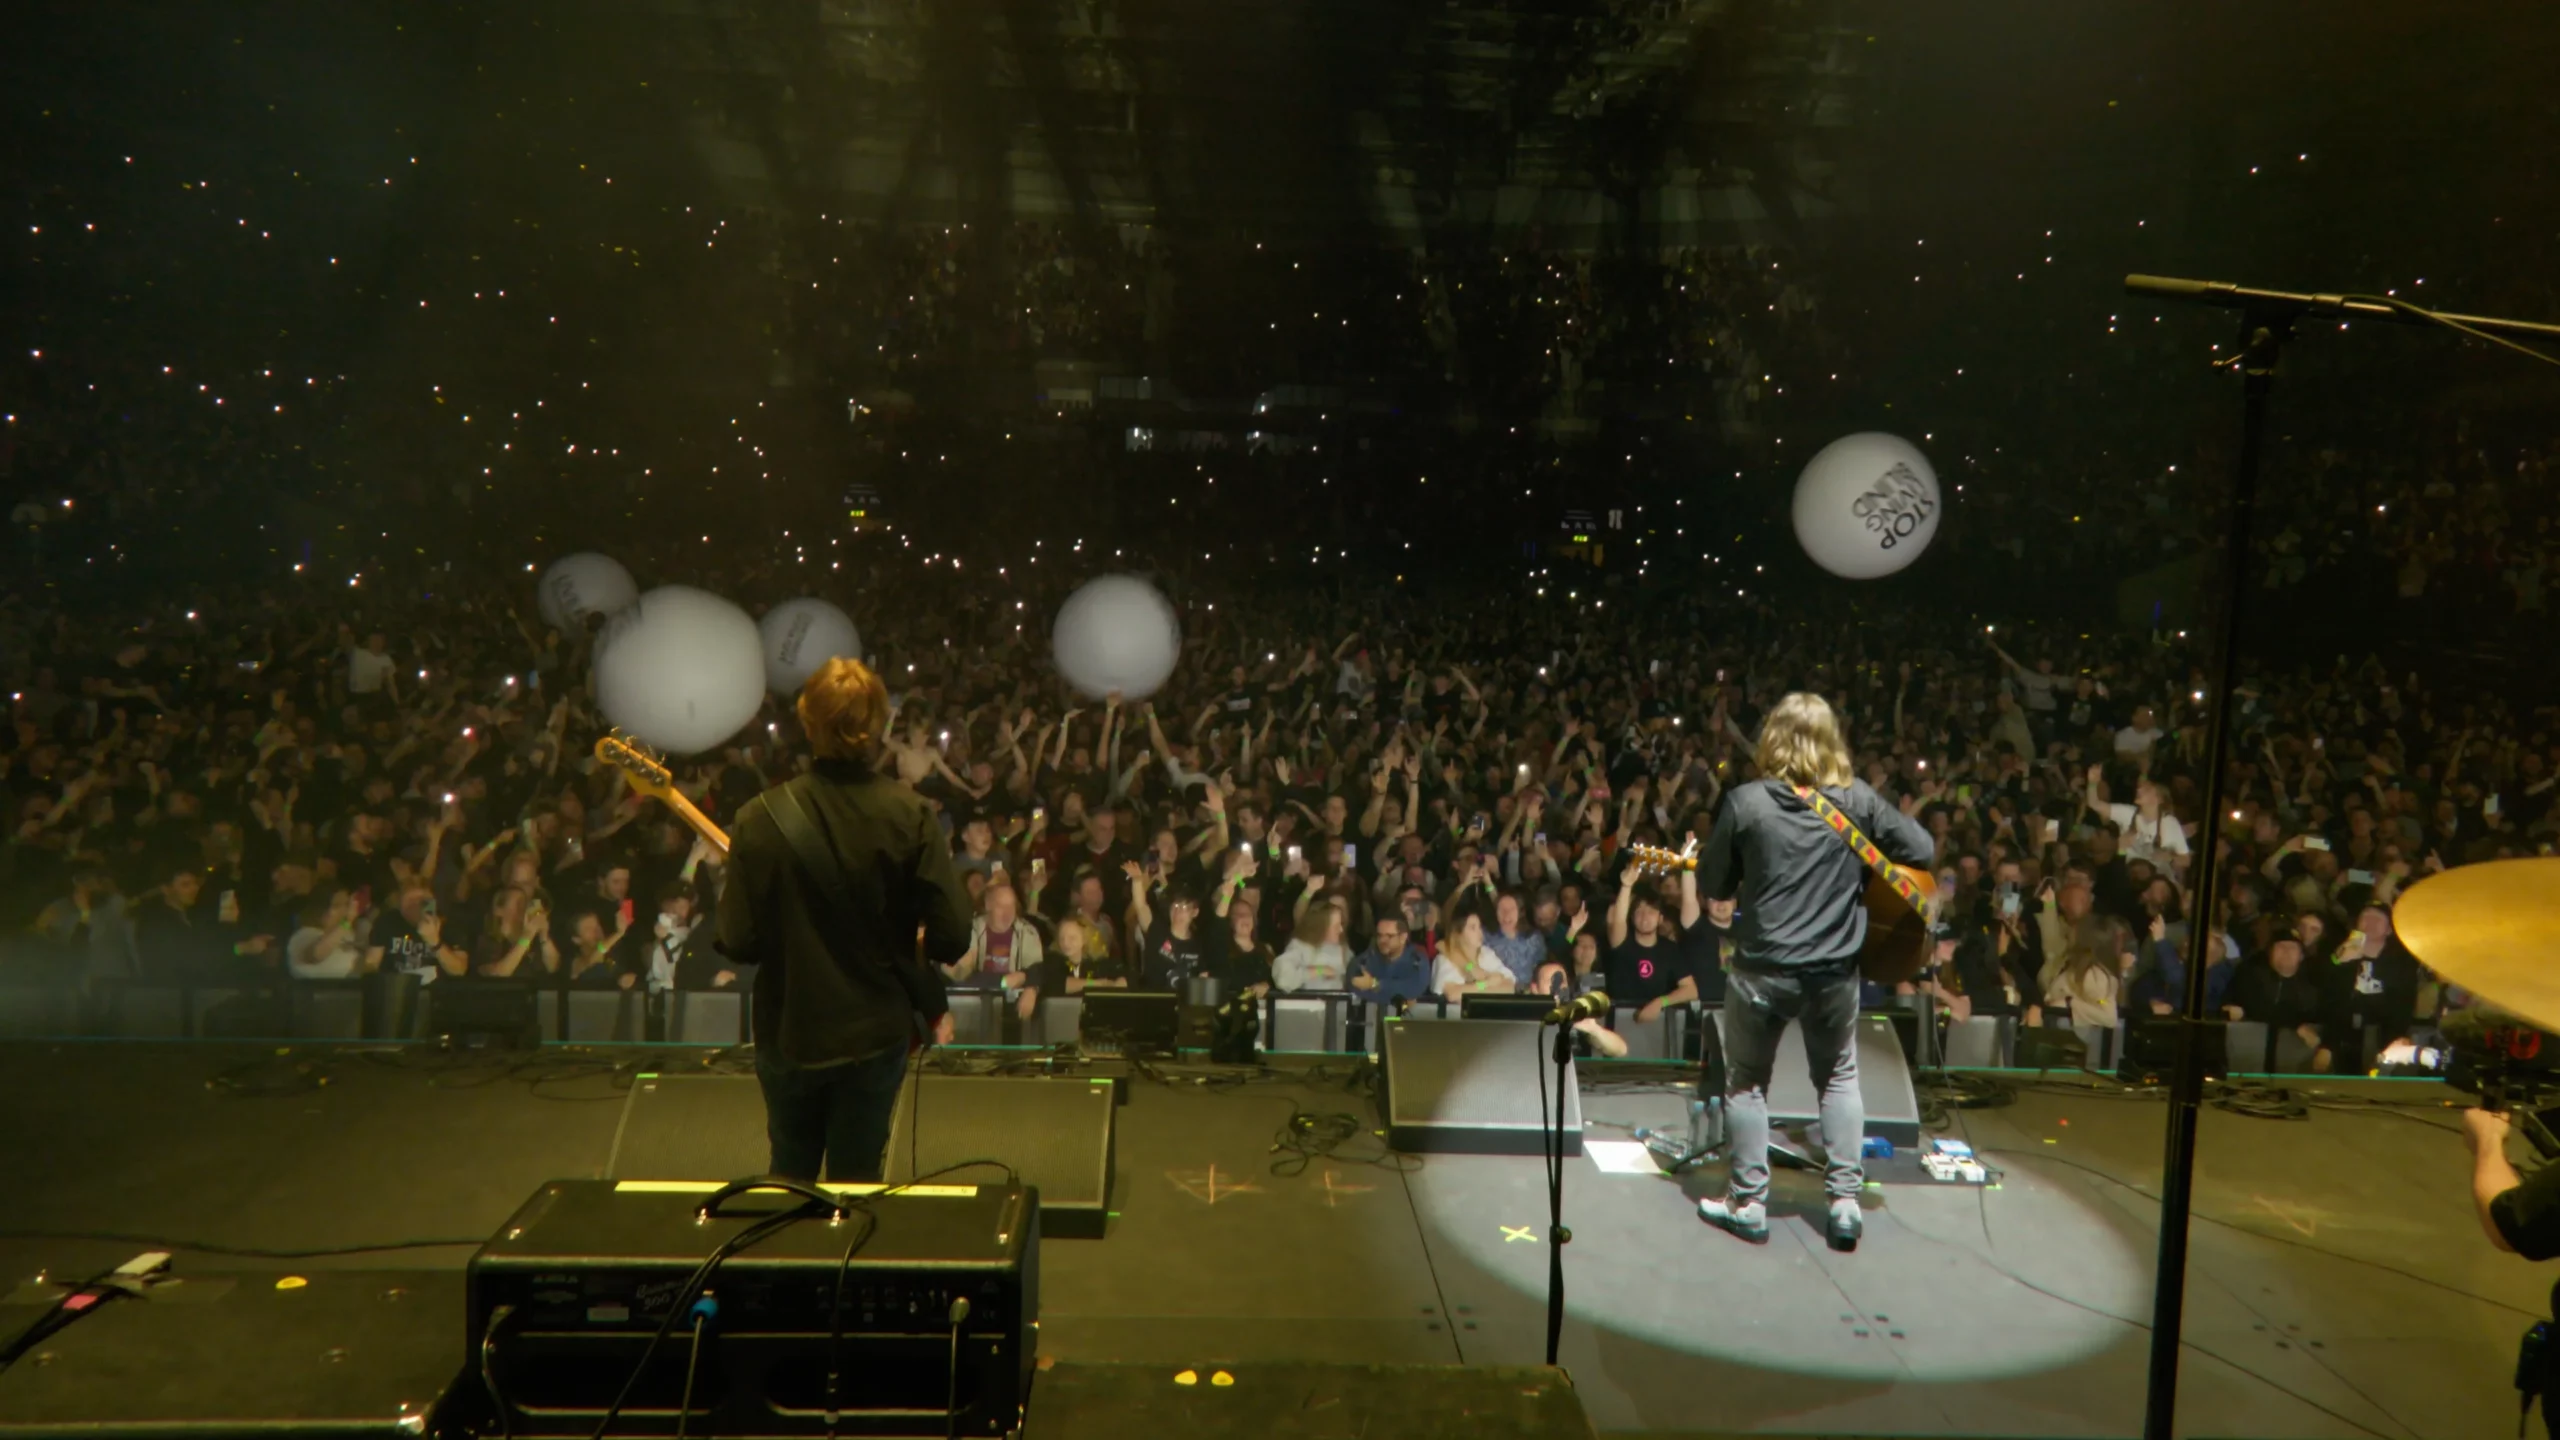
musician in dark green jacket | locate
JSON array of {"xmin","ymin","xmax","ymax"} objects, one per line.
[{"xmin": 719, "ymin": 657, "xmax": 972, "ymax": 1182}]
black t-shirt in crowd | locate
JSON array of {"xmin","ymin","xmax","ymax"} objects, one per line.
[
  {"xmin": 1420, "ymin": 684, "xmax": 1464, "ymax": 728},
  {"xmin": 372, "ymin": 911, "xmax": 441, "ymax": 978},
  {"xmin": 1202, "ymin": 929, "xmax": 1275, "ymax": 994},
  {"xmin": 1134, "ymin": 920, "xmax": 1208, "ymax": 990},
  {"xmin": 2224, "ymin": 965, "xmax": 2323, "ymax": 1030},
  {"xmin": 1604, "ymin": 933, "xmax": 1690, "ymax": 1007}
]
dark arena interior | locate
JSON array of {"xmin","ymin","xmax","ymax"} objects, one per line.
[{"xmin": 4, "ymin": 3, "xmax": 2560, "ymax": 1438}]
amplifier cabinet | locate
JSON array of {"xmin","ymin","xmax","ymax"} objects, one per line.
[{"xmin": 468, "ymin": 1180, "xmax": 1037, "ymax": 1438}]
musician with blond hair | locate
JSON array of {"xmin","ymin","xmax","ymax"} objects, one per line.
[
  {"xmin": 1695, "ymin": 692, "xmax": 1933, "ymax": 1251},
  {"xmin": 718, "ymin": 656, "xmax": 972, "ymax": 1182}
]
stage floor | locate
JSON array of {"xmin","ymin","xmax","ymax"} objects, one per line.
[{"xmin": 0, "ymin": 1041, "xmax": 2534, "ymax": 1439}]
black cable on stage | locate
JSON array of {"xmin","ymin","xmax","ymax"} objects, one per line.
[
  {"xmin": 478, "ymin": 1302, "xmax": 518, "ymax": 1440},
  {"xmin": 0, "ymin": 1260, "xmax": 133, "ymax": 1376},
  {"xmin": 1978, "ymin": 1143, "xmax": 2543, "ymax": 1320},
  {"xmin": 586, "ymin": 1204, "xmax": 812, "ymax": 1440},
  {"xmin": 1934, "ymin": 1112, "xmax": 2417, "ymax": 1440},
  {"xmin": 1899, "ymin": 1155, "xmax": 2410, "ymax": 1440},
  {"xmin": 1912, "ymin": 1069, "xmax": 2019, "ymax": 1129},
  {"xmin": 822, "ymin": 1159, "xmax": 1021, "ymax": 1440},
  {"xmin": 2205, "ymin": 1077, "xmax": 2311, "ymax": 1121},
  {"xmin": 1267, "ymin": 1105, "xmax": 1419, "ymax": 1178},
  {"xmin": 675, "ymin": 1309, "xmax": 710, "ymax": 1440}
]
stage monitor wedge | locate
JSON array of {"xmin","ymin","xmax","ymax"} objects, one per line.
[
  {"xmin": 1380, "ymin": 1018, "xmax": 1582, "ymax": 1156},
  {"xmin": 1717, "ymin": 1011, "xmax": 1923, "ymax": 1150},
  {"xmin": 887, "ymin": 1072, "xmax": 1117, "ymax": 1238}
]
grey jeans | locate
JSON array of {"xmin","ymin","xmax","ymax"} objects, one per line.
[{"xmin": 1722, "ymin": 965, "xmax": 1865, "ymax": 1206}]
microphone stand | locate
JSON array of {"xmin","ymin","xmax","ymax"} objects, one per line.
[
  {"xmin": 2122, "ymin": 273, "xmax": 2560, "ymax": 1440},
  {"xmin": 1540, "ymin": 1014, "xmax": 1575, "ymax": 1368}
]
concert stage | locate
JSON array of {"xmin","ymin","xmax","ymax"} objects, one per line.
[{"xmin": 0, "ymin": 1040, "xmax": 2533, "ymax": 1438}]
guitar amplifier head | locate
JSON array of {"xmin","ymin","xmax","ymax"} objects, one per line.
[{"xmin": 467, "ymin": 1180, "xmax": 1037, "ymax": 1438}]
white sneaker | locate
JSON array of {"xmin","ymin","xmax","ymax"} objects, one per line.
[
  {"xmin": 1827, "ymin": 1197, "xmax": 1864, "ymax": 1252},
  {"xmin": 1698, "ymin": 1196, "xmax": 1768, "ymax": 1243}
]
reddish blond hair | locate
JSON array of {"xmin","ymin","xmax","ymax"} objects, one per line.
[{"xmin": 797, "ymin": 656, "xmax": 889, "ymax": 765}]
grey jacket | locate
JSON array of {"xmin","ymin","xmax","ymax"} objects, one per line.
[{"xmin": 1698, "ymin": 779, "xmax": 1934, "ymax": 972}]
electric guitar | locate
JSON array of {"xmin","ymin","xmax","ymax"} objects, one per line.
[
  {"xmin": 1624, "ymin": 838, "xmax": 1940, "ymax": 986},
  {"xmin": 596, "ymin": 734, "xmax": 731, "ymax": 858}
]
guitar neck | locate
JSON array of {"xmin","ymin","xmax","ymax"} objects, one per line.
[{"xmin": 659, "ymin": 789, "xmax": 732, "ymax": 858}]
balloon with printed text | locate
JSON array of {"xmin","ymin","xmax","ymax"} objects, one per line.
[
  {"xmin": 1790, "ymin": 433, "xmax": 1942, "ymax": 580},
  {"xmin": 758, "ymin": 598, "xmax": 863, "ymax": 696},
  {"xmin": 536, "ymin": 552, "xmax": 640, "ymax": 630}
]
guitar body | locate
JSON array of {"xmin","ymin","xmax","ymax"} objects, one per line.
[
  {"xmin": 1622, "ymin": 839, "xmax": 1942, "ymax": 988},
  {"xmin": 1858, "ymin": 866, "xmax": 1937, "ymax": 987}
]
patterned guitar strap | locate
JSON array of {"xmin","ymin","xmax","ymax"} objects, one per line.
[{"xmin": 1791, "ymin": 784, "xmax": 1928, "ymax": 911}]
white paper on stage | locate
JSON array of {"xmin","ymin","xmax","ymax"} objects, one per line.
[{"xmin": 1583, "ymin": 1140, "xmax": 1661, "ymax": 1175}]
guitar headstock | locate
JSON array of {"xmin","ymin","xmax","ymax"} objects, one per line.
[
  {"xmin": 596, "ymin": 732, "xmax": 678, "ymax": 803},
  {"xmin": 1625, "ymin": 840, "xmax": 1698, "ymax": 875}
]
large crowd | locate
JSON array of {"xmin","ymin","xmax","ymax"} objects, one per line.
[
  {"xmin": 10, "ymin": 191, "xmax": 2557, "ymax": 1066},
  {"xmin": 5, "ymin": 509, "xmax": 2552, "ymax": 1070}
]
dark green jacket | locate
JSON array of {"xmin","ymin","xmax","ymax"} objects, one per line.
[{"xmin": 719, "ymin": 761, "xmax": 971, "ymax": 1067}]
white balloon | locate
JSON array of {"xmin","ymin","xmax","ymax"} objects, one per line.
[
  {"xmin": 758, "ymin": 598, "xmax": 863, "ymax": 696},
  {"xmin": 537, "ymin": 552, "xmax": 640, "ymax": 630},
  {"xmin": 1052, "ymin": 575, "xmax": 1182, "ymax": 701},
  {"xmin": 1790, "ymin": 432, "xmax": 1943, "ymax": 580},
  {"xmin": 594, "ymin": 587, "xmax": 766, "ymax": 755}
]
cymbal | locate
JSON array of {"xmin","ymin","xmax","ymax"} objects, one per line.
[{"xmin": 2392, "ymin": 858, "xmax": 2560, "ymax": 1033}]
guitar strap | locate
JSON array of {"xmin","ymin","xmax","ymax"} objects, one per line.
[
  {"xmin": 756, "ymin": 779, "xmax": 946, "ymax": 1033},
  {"xmin": 1790, "ymin": 784, "xmax": 1927, "ymax": 909}
]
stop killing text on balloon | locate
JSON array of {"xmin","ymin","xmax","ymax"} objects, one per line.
[{"xmin": 1851, "ymin": 462, "xmax": 1937, "ymax": 550}]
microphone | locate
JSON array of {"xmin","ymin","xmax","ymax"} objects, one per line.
[{"xmin": 1544, "ymin": 990, "xmax": 1611, "ymax": 1026}]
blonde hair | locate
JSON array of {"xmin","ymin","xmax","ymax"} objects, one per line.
[
  {"xmin": 1053, "ymin": 916, "xmax": 1091, "ymax": 963},
  {"xmin": 797, "ymin": 657, "xmax": 889, "ymax": 765},
  {"xmin": 1292, "ymin": 898, "xmax": 1344, "ymax": 949},
  {"xmin": 1754, "ymin": 692, "xmax": 1854, "ymax": 789}
]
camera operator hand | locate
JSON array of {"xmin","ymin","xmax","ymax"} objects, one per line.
[
  {"xmin": 2466, "ymin": 1106, "xmax": 2513, "ymax": 1162},
  {"xmin": 2466, "ymin": 1103, "xmax": 2537, "ymax": 1257}
]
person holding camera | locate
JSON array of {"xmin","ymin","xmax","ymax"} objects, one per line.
[{"xmin": 2464, "ymin": 1105, "xmax": 2560, "ymax": 1436}]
